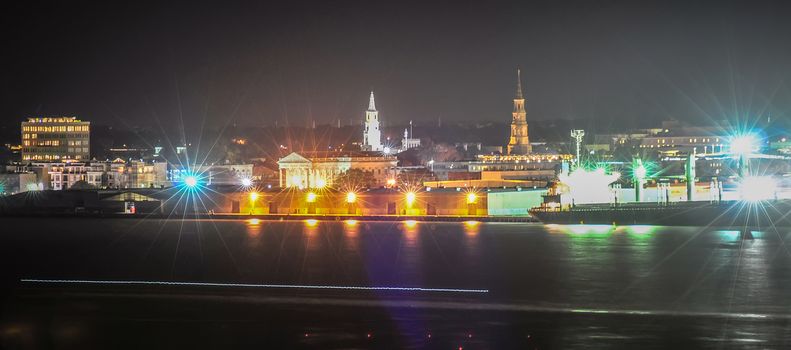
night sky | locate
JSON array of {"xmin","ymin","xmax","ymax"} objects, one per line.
[{"xmin": 2, "ymin": 0, "xmax": 791, "ymax": 135}]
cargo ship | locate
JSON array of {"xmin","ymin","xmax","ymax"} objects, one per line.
[{"xmin": 529, "ymin": 199, "xmax": 791, "ymax": 227}]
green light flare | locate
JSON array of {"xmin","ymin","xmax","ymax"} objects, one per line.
[
  {"xmin": 564, "ymin": 224, "xmax": 615, "ymax": 235},
  {"xmin": 716, "ymin": 230, "xmax": 740, "ymax": 242}
]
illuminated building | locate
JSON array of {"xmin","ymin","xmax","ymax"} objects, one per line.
[
  {"xmin": 21, "ymin": 117, "xmax": 90, "ymax": 161},
  {"xmin": 639, "ymin": 127, "xmax": 727, "ymax": 156},
  {"xmin": 507, "ymin": 69, "xmax": 531, "ymax": 155},
  {"xmin": 0, "ymin": 172, "xmax": 38, "ymax": 194},
  {"xmin": 362, "ymin": 91, "xmax": 383, "ymax": 152},
  {"xmin": 277, "ymin": 151, "xmax": 398, "ymax": 188},
  {"xmin": 557, "ymin": 167, "xmax": 621, "ymax": 205},
  {"xmin": 168, "ymin": 164, "xmax": 253, "ymax": 186},
  {"xmin": 400, "ymin": 120, "xmax": 421, "ymax": 151},
  {"xmin": 48, "ymin": 162, "xmax": 106, "ymax": 190},
  {"xmin": 106, "ymin": 159, "xmax": 169, "ymax": 188}
]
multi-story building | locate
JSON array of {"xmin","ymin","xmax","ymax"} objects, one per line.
[
  {"xmin": 107, "ymin": 160, "xmax": 169, "ymax": 189},
  {"xmin": 21, "ymin": 117, "xmax": 90, "ymax": 161},
  {"xmin": 168, "ymin": 163, "xmax": 254, "ymax": 186},
  {"xmin": 48, "ymin": 162, "xmax": 106, "ymax": 190},
  {"xmin": 639, "ymin": 132, "xmax": 726, "ymax": 156},
  {"xmin": 278, "ymin": 151, "xmax": 398, "ymax": 188},
  {"xmin": 0, "ymin": 172, "xmax": 38, "ymax": 194}
]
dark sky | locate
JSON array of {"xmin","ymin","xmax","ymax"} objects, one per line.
[{"xmin": 2, "ymin": 0, "xmax": 791, "ymax": 135}]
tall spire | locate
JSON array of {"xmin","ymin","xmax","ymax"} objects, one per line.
[
  {"xmin": 515, "ymin": 68, "xmax": 523, "ymax": 99},
  {"xmin": 368, "ymin": 91, "xmax": 376, "ymax": 111}
]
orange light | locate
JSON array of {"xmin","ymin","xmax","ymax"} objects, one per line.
[
  {"xmin": 386, "ymin": 178, "xmax": 396, "ymax": 186},
  {"xmin": 346, "ymin": 192, "xmax": 357, "ymax": 203},
  {"xmin": 306, "ymin": 192, "xmax": 317, "ymax": 203},
  {"xmin": 466, "ymin": 192, "xmax": 477, "ymax": 204},
  {"xmin": 345, "ymin": 219, "xmax": 358, "ymax": 226},
  {"xmin": 305, "ymin": 219, "xmax": 318, "ymax": 226},
  {"xmin": 405, "ymin": 192, "xmax": 416, "ymax": 207},
  {"xmin": 404, "ymin": 220, "xmax": 417, "ymax": 228},
  {"xmin": 247, "ymin": 218, "xmax": 260, "ymax": 225},
  {"xmin": 249, "ymin": 191, "xmax": 259, "ymax": 202}
]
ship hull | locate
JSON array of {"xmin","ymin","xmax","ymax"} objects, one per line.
[{"xmin": 530, "ymin": 200, "xmax": 791, "ymax": 227}]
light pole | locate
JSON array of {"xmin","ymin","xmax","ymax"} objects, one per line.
[
  {"xmin": 633, "ymin": 159, "xmax": 647, "ymax": 202},
  {"xmin": 570, "ymin": 129, "xmax": 585, "ymax": 170}
]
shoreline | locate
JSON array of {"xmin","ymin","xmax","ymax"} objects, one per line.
[{"xmin": 0, "ymin": 212, "xmax": 539, "ymax": 223}]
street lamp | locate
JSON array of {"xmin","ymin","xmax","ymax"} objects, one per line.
[
  {"xmin": 184, "ymin": 175, "xmax": 198, "ymax": 188},
  {"xmin": 466, "ymin": 192, "xmax": 477, "ymax": 204},
  {"xmin": 405, "ymin": 192, "xmax": 416, "ymax": 207},
  {"xmin": 249, "ymin": 191, "xmax": 259, "ymax": 214},
  {"xmin": 306, "ymin": 192, "xmax": 317, "ymax": 203},
  {"xmin": 730, "ymin": 133, "xmax": 759, "ymax": 177}
]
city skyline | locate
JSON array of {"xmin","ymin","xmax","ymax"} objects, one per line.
[{"xmin": 1, "ymin": 1, "xmax": 791, "ymax": 135}]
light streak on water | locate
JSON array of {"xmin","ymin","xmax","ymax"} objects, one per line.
[
  {"xmin": 19, "ymin": 279, "xmax": 790, "ymax": 321},
  {"xmin": 20, "ymin": 279, "xmax": 489, "ymax": 294}
]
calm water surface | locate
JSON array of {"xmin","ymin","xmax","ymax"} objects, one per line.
[{"xmin": 2, "ymin": 218, "xmax": 791, "ymax": 348}]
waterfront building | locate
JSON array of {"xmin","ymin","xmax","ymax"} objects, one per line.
[
  {"xmin": 21, "ymin": 117, "xmax": 90, "ymax": 161},
  {"xmin": 361, "ymin": 91, "xmax": 384, "ymax": 152},
  {"xmin": 106, "ymin": 159, "xmax": 169, "ymax": 188},
  {"xmin": 428, "ymin": 153, "xmax": 571, "ymax": 187},
  {"xmin": 639, "ymin": 131, "xmax": 727, "ymax": 156},
  {"xmin": 168, "ymin": 163, "xmax": 254, "ymax": 186},
  {"xmin": 278, "ymin": 151, "xmax": 398, "ymax": 188},
  {"xmin": 507, "ymin": 69, "xmax": 531, "ymax": 155},
  {"xmin": 48, "ymin": 162, "xmax": 106, "ymax": 190},
  {"xmin": 0, "ymin": 172, "xmax": 38, "ymax": 194}
]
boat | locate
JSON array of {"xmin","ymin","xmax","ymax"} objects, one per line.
[{"xmin": 529, "ymin": 200, "xmax": 791, "ymax": 227}]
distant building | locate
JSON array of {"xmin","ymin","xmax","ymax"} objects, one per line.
[
  {"xmin": 507, "ymin": 69, "xmax": 531, "ymax": 155},
  {"xmin": 168, "ymin": 163, "xmax": 254, "ymax": 186},
  {"xmin": 106, "ymin": 159, "xmax": 169, "ymax": 189},
  {"xmin": 639, "ymin": 129, "xmax": 727, "ymax": 156},
  {"xmin": 362, "ymin": 91, "xmax": 384, "ymax": 152},
  {"xmin": 6, "ymin": 160, "xmax": 169, "ymax": 190},
  {"xmin": 0, "ymin": 172, "xmax": 38, "ymax": 194},
  {"xmin": 21, "ymin": 117, "xmax": 90, "ymax": 161},
  {"xmin": 48, "ymin": 162, "xmax": 106, "ymax": 190},
  {"xmin": 401, "ymin": 121, "xmax": 421, "ymax": 151},
  {"xmin": 278, "ymin": 151, "xmax": 398, "ymax": 188}
]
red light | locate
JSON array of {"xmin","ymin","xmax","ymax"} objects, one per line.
[{"xmin": 367, "ymin": 333, "xmax": 372, "ymax": 338}]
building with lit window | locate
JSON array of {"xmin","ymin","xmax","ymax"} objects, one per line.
[
  {"xmin": 167, "ymin": 163, "xmax": 254, "ymax": 186},
  {"xmin": 21, "ymin": 117, "xmax": 90, "ymax": 161},
  {"xmin": 106, "ymin": 159, "xmax": 169, "ymax": 189},
  {"xmin": 278, "ymin": 151, "xmax": 398, "ymax": 188},
  {"xmin": 639, "ymin": 134, "xmax": 726, "ymax": 156},
  {"xmin": 48, "ymin": 162, "xmax": 106, "ymax": 190}
]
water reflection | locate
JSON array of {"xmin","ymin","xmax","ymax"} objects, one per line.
[
  {"xmin": 463, "ymin": 221, "xmax": 480, "ymax": 237},
  {"xmin": 549, "ymin": 224, "xmax": 615, "ymax": 236},
  {"xmin": 402, "ymin": 221, "xmax": 419, "ymax": 246},
  {"xmin": 624, "ymin": 225, "xmax": 657, "ymax": 236},
  {"xmin": 342, "ymin": 220, "xmax": 360, "ymax": 252},
  {"xmin": 244, "ymin": 218, "xmax": 263, "ymax": 240}
]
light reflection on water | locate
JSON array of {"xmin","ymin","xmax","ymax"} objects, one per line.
[
  {"xmin": 9, "ymin": 218, "xmax": 791, "ymax": 317},
  {"xmin": 5, "ymin": 218, "xmax": 791, "ymax": 347}
]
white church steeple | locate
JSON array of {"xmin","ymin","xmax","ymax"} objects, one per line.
[{"xmin": 362, "ymin": 91, "xmax": 383, "ymax": 151}]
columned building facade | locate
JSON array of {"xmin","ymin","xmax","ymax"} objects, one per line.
[
  {"xmin": 507, "ymin": 69, "xmax": 532, "ymax": 155},
  {"xmin": 278, "ymin": 151, "xmax": 398, "ymax": 188}
]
